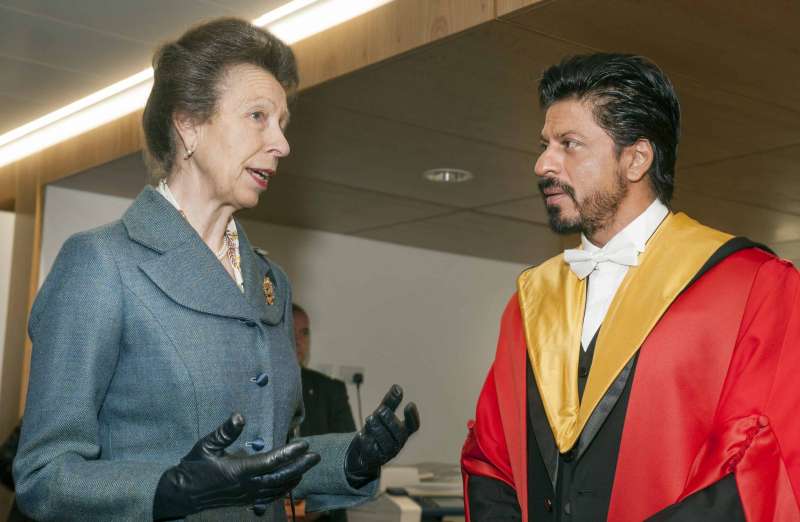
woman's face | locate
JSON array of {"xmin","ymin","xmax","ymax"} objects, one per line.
[{"xmin": 187, "ymin": 63, "xmax": 290, "ymax": 210}]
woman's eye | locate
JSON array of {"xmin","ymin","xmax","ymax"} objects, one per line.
[
  {"xmin": 563, "ymin": 140, "xmax": 578, "ymax": 149},
  {"xmin": 250, "ymin": 111, "xmax": 265, "ymax": 121}
]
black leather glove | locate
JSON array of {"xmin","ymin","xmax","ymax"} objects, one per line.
[
  {"xmin": 153, "ymin": 413, "xmax": 320, "ymax": 520},
  {"xmin": 344, "ymin": 385, "xmax": 420, "ymax": 488}
]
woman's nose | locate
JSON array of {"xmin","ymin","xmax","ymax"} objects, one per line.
[{"xmin": 268, "ymin": 128, "xmax": 290, "ymax": 158}]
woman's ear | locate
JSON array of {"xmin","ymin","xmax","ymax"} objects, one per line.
[
  {"xmin": 172, "ymin": 111, "xmax": 198, "ymax": 159},
  {"xmin": 624, "ymin": 138, "xmax": 654, "ymax": 183}
]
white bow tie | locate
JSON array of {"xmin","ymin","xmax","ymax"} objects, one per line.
[{"xmin": 563, "ymin": 243, "xmax": 640, "ymax": 279}]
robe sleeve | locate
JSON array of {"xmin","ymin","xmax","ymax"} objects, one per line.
[
  {"xmin": 660, "ymin": 258, "xmax": 800, "ymax": 519},
  {"xmin": 462, "ymin": 365, "xmax": 521, "ymax": 520},
  {"xmin": 463, "ymin": 294, "xmax": 532, "ymax": 520},
  {"xmin": 461, "ymin": 368, "xmax": 519, "ymax": 522}
]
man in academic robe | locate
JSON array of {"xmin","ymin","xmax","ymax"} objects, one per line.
[{"xmin": 461, "ymin": 53, "xmax": 800, "ymax": 521}]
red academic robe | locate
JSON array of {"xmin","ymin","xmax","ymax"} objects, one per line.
[{"xmin": 462, "ymin": 245, "xmax": 800, "ymax": 521}]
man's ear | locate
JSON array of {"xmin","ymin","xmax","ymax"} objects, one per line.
[
  {"xmin": 172, "ymin": 110, "xmax": 199, "ymax": 157},
  {"xmin": 623, "ymin": 138, "xmax": 654, "ymax": 183}
]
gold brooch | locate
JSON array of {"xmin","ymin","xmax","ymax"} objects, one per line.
[{"xmin": 263, "ymin": 276, "xmax": 275, "ymax": 305}]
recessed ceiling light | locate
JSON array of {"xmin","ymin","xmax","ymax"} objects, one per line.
[{"xmin": 423, "ymin": 168, "xmax": 474, "ymax": 184}]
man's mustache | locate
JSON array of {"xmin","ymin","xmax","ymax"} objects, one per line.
[{"xmin": 538, "ymin": 177, "xmax": 577, "ymax": 202}]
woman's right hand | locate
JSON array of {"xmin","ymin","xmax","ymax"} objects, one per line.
[{"xmin": 152, "ymin": 413, "xmax": 320, "ymax": 520}]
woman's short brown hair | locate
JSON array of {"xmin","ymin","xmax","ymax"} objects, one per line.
[{"xmin": 142, "ymin": 17, "xmax": 298, "ymax": 179}]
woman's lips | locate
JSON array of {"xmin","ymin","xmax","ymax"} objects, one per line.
[{"xmin": 247, "ymin": 168, "xmax": 272, "ymax": 189}]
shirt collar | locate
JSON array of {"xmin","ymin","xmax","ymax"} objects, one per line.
[{"xmin": 581, "ymin": 198, "xmax": 669, "ymax": 254}]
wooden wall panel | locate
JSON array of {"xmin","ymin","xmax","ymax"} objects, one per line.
[
  {"xmin": 495, "ymin": 0, "xmax": 549, "ymax": 18},
  {"xmin": 294, "ymin": 0, "xmax": 492, "ymax": 90},
  {"xmin": 0, "ymin": 110, "xmax": 144, "ymax": 191},
  {"xmin": 0, "ymin": 172, "xmax": 41, "ymax": 436},
  {"xmin": 0, "ymin": 173, "xmax": 13, "ymax": 211}
]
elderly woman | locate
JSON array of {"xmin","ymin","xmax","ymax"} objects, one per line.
[{"xmin": 14, "ymin": 18, "xmax": 419, "ymax": 521}]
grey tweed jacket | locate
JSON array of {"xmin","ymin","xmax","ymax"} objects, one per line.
[{"xmin": 14, "ymin": 187, "xmax": 376, "ymax": 521}]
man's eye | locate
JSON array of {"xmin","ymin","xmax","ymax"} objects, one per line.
[
  {"xmin": 250, "ymin": 111, "xmax": 265, "ymax": 121},
  {"xmin": 563, "ymin": 140, "xmax": 578, "ymax": 149}
]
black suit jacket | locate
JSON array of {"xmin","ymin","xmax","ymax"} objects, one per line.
[{"xmin": 299, "ymin": 368, "xmax": 357, "ymax": 437}]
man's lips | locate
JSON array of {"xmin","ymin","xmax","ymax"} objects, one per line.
[
  {"xmin": 542, "ymin": 189, "xmax": 568, "ymax": 205},
  {"xmin": 538, "ymin": 178, "xmax": 574, "ymax": 206}
]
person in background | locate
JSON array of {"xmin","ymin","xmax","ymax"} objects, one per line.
[
  {"xmin": 462, "ymin": 53, "xmax": 800, "ymax": 521},
  {"xmin": 290, "ymin": 304, "xmax": 357, "ymax": 522},
  {"xmin": 0, "ymin": 425, "xmax": 18, "ymax": 495},
  {"xmin": 0, "ymin": 424, "xmax": 31, "ymax": 522},
  {"xmin": 293, "ymin": 304, "xmax": 357, "ymax": 437},
  {"xmin": 14, "ymin": 18, "xmax": 419, "ymax": 521}
]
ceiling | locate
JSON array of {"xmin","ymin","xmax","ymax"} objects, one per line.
[
  {"xmin": 33, "ymin": 0, "xmax": 800, "ymax": 266},
  {"xmin": 0, "ymin": 0, "xmax": 291, "ymax": 135}
]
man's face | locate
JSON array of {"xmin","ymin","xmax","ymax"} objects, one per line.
[
  {"xmin": 534, "ymin": 98, "xmax": 628, "ymax": 237},
  {"xmin": 293, "ymin": 310, "xmax": 310, "ymax": 367}
]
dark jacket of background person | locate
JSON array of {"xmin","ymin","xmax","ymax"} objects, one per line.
[
  {"xmin": 0, "ymin": 425, "xmax": 32, "ymax": 522},
  {"xmin": 299, "ymin": 368, "xmax": 357, "ymax": 437},
  {"xmin": 299, "ymin": 368, "xmax": 358, "ymax": 522}
]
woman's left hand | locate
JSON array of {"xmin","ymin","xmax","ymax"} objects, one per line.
[{"xmin": 343, "ymin": 385, "xmax": 420, "ymax": 488}]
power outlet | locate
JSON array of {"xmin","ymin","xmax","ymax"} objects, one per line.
[{"xmin": 339, "ymin": 365, "xmax": 365, "ymax": 385}]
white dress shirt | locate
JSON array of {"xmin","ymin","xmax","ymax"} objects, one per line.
[{"xmin": 578, "ymin": 199, "xmax": 669, "ymax": 349}]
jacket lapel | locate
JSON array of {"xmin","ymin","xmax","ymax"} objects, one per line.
[
  {"xmin": 527, "ymin": 360, "xmax": 560, "ymax": 488},
  {"xmin": 236, "ymin": 222, "xmax": 284, "ymax": 325},
  {"xmin": 123, "ymin": 187, "xmax": 257, "ymax": 321}
]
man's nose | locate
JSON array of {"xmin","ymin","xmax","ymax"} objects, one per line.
[{"xmin": 534, "ymin": 146, "xmax": 556, "ymax": 178}]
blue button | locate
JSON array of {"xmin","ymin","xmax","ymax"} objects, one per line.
[
  {"xmin": 246, "ymin": 437, "xmax": 265, "ymax": 452},
  {"xmin": 250, "ymin": 372, "xmax": 269, "ymax": 387},
  {"xmin": 252, "ymin": 503, "xmax": 267, "ymax": 516}
]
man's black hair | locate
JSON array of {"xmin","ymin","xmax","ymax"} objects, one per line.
[{"xmin": 539, "ymin": 53, "xmax": 680, "ymax": 205}]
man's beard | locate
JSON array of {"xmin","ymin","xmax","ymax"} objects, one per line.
[{"xmin": 538, "ymin": 173, "xmax": 628, "ymax": 237}]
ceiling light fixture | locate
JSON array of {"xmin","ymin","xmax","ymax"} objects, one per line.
[
  {"xmin": 423, "ymin": 168, "xmax": 475, "ymax": 184},
  {"xmin": 0, "ymin": 0, "xmax": 394, "ymax": 169}
]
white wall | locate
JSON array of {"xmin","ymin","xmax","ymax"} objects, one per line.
[
  {"xmin": 41, "ymin": 185, "xmax": 527, "ymax": 464},
  {"xmin": 0, "ymin": 211, "xmax": 16, "ymax": 391}
]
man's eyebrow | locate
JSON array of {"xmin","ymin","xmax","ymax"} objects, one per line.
[{"xmin": 556, "ymin": 130, "xmax": 583, "ymax": 139}]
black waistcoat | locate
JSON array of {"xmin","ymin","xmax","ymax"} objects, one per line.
[{"xmin": 526, "ymin": 331, "xmax": 638, "ymax": 522}]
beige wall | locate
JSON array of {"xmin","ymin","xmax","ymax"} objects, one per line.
[
  {"xmin": 0, "ymin": 211, "xmax": 15, "ymax": 386},
  {"xmin": 0, "ymin": 210, "xmax": 15, "ymax": 516},
  {"xmin": 39, "ymin": 185, "xmax": 527, "ymax": 465}
]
